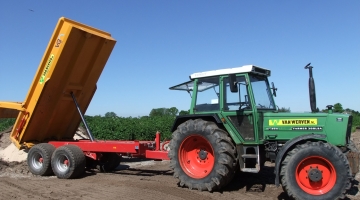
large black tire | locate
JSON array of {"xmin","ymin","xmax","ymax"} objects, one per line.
[
  {"xmin": 97, "ymin": 153, "xmax": 121, "ymax": 172},
  {"xmin": 168, "ymin": 119, "xmax": 236, "ymax": 191},
  {"xmin": 280, "ymin": 141, "xmax": 352, "ymax": 200},
  {"xmin": 27, "ymin": 143, "xmax": 55, "ymax": 176},
  {"xmin": 51, "ymin": 145, "xmax": 86, "ymax": 179}
]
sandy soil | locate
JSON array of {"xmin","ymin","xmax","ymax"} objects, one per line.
[{"xmin": 0, "ymin": 128, "xmax": 360, "ymax": 200}]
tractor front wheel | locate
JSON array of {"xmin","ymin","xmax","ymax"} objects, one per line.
[
  {"xmin": 280, "ymin": 141, "xmax": 351, "ymax": 200},
  {"xmin": 169, "ymin": 119, "xmax": 236, "ymax": 191}
]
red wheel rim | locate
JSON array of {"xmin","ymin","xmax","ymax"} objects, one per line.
[
  {"xmin": 295, "ymin": 156, "xmax": 336, "ymax": 195},
  {"xmin": 178, "ymin": 135, "xmax": 214, "ymax": 179}
]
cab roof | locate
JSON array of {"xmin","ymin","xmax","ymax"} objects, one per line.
[{"xmin": 190, "ymin": 65, "xmax": 271, "ymax": 80}]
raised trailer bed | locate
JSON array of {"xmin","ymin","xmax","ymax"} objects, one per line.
[{"xmin": 0, "ymin": 17, "xmax": 169, "ymax": 179}]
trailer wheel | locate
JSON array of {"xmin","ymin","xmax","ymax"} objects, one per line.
[
  {"xmin": 280, "ymin": 141, "xmax": 351, "ymax": 200},
  {"xmin": 98, "ymin": 153, "xmax": 121, "ymax": 172},
  {"xmin": 169, "ymin": 119, "xmax": 236, "ymax": 191},
  {"xmin": 27, "ymin": 143, "xmax": 55, "ymax": 176},
  {"xmin": 51, "ymin": 145, "xmax": 86, "ymax": 179}
]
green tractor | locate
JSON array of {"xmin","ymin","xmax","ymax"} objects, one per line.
[{"xmin": 168, "ymin": 63, "xmax": 359, "ymax": 200}]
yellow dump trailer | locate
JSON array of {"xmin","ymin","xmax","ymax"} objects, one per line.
[
  {"xmin": 0, "ymin": 17, "xmax": 168, "ymax": 180},
  {"xmin": 0, "ymin": 17, "xmax": 116, "ymax": 149}
]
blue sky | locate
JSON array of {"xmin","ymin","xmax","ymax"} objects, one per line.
[{"xmin": 0, "ymin": 1, "xmax": 359, "ymax": 117}]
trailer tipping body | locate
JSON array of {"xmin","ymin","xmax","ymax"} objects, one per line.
[{"xmin": 0, "ymin": 17, "xmax": 116, "ymax": 149}]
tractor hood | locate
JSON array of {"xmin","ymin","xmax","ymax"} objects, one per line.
[{"xmin": 262, "ymin": 112, "xmax": 352, "ymax": 146}]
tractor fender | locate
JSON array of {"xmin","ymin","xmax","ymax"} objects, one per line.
[
  {"xmin": 171, "ymin": 114, "xmax": 222, "ymax": 132},
  {"xmin": 274, "ymin": 133, "xmax": 326, "ymax": 187}
]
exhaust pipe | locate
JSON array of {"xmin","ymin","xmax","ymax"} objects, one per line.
[{"xmin": 304, "ymin": 63, "xmax": 317, "ymax": 112}]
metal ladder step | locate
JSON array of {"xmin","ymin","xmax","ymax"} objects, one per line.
[
  {"xmin": 242, "ymin": 154, "xmax": 258, "ymax": 159},
  {"xmin": 238, "ymin": 145, "xmax": 260, "ymax": 173}
]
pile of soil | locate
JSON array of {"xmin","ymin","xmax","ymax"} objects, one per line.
[
  {"xmin": 0, "ymin": 126, "xmax": 30, "ymax": 176},
  {"xmin": 0, "ymin": 126, "xmax": 13, "ymax": 149}
]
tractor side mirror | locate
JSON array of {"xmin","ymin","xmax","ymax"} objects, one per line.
[
  {"xmin": 229, "ymin": 74, "xmax": 238, "ymax": 93},
  {"xmin": 271, "ymin": 82, "xmax": 277, "ymax": 97}
]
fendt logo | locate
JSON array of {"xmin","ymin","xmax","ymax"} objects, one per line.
[{"xmin": 269, "ymin": 119, "xmax": 318, "ymax": 126}]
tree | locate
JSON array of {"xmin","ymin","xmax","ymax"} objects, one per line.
[
  {"xmin": 278, "ymin": 107, "xmax": 291, "ymax": 112},
  {"xmin": 149, "ymin": 107, "xmax": 179, "ymax": 117},
  {"xmin": 168, "ymin": 107, "xmax": 179, "ymax": 116},
  {"xmin": 179, "ymin": 110, "xmax": 190, "ymax": 115},
  {"xmin": 104, "ymin": 112, "xmax": 117, "ymax": 118},
  {"xmin": 333, "ymin": 103, "xmax": 344, "ymax": 113},
  {"xmin": 149, "ymin": 108, "xmax": 165, "ymax": 117}
]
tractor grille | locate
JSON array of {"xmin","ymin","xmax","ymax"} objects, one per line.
[{"xmin": 346, "ymin": 115, "xmax": 353, "ymax": 144}]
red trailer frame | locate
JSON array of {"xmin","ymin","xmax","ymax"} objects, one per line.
[{"xmin": 49, "ymin": 92, "xmax": 170, "ymax": 162}]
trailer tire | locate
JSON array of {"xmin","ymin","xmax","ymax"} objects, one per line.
[
  {"xmin": 169, "ymin": 119, "xmax": 236, "ymax": 191},
  {"xmin": 27, "ymin": 143, "xmax": 55, "ymax": 176},
  {"xmin": 51, "ymin": 145, "xmax": 86, "ymax": 179},
  {"xmin": 98, "ymin": 153, "xmax": 121, "ymax": 172},
  {"xmin": 280, "ymin": 141, "xmax": 351, "ymax": 200}
]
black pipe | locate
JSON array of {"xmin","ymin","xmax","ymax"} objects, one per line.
[
  {"xmin": 304, "ymin": 63, "xmax": 317, "ymax": 112},
  {"xmin": 70, "ymin": 92, "xmax": 95, "ymax": 142}
]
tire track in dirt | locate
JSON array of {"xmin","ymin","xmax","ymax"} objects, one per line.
[{"xmin": 1, "ymin": 178, "xmax": 58, "ymax": 199}]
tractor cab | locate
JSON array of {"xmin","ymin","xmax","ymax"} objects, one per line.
[
  {"xmin": 170, "ymin": 65, "xmax": 277, "ymax": 143},
  {"xmin": 170, "ymin": 65, "xmax": 276, "ymax": 113}
]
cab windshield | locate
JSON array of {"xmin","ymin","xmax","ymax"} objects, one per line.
[
  {"xmin": 249, "ymin": 75, "xmax": 275, "ymax": 109},
  {"xmin": 171, "ymin": 74, "xmax": 275, "ymax": 113}
]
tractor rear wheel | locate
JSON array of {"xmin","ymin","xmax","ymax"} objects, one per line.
[
  {"xmin": 169, "ymin": 119, "xmax": 236, "ymax": 191},
  {"xmin": 27, "ymin": 143, "xmax": 55, "ymax": 176},
  {"xmin": 280, "ymin": 141, "xmax": 351, "ymax": 200},
  {"xmin": 51, "ymin": 145, "xmax": 86, "ymax": 179}
]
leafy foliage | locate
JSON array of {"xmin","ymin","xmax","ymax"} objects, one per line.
[
  {"xmin": 333, "ymin": 103, "xmax": 344, "ymax": 113},
  {"xmin": 350, "ymin": 110, "xmax": 360, "ymax": 132},
  {"xmin": 104, "ymin": 112, "xmax": 118, "ymax": 118},
  {"xmin": 149, "ymin": 107, "xmax": 178, "ymax": 117},
  {"xmin": 179, "ymin": 110, "xmax": 190, "ymax": 115},
  {"xmin": 0, "ymin": 118, "xmax": 15, "ymax": 132},
  {"xmin": 83, "ymin": 115, "xmax": 174, "ymax": 140},
  {"xmin": 278, "ymin": 107, "xmax": 291, "ymax": 112}
]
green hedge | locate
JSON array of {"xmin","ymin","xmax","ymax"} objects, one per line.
[
  {"xmin": 0, "ymin": 118, "xmax": 15, "ymax": 132},
  {"xmin": 352, "ymin": 114, "xmax": 360, "ymax": 132},
  {"xmin": 83, "ymin": 115, "xmax": 174, "ymax": 141},
  {"xmin": 0, "ymin": 116, "xmax": 174, "ymax": 141}
]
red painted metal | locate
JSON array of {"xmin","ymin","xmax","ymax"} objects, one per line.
[
  {"xmin": 15, "ymin": 112, "xmax": 29, "ymax": 139},
  {"xmin": 178, "ymin": 135, "xmax": 214, "ymax": 179},
  {"xmin": 155, "ymin": 131, "xmax": 160, "ymax": 151},
  {"xmin": 50, "ymin": 140, "xmax": 151, "ymax": 153},
  {"xmin": 146, "ymin": 150, "xmax": 170, "ymax": 160},
  {"xmin": 49, "ymin": 137, "xmax": 170, "ymax": 161},
  {"xmin": 295, "ymin": 156, "xmax": 336, "ymax": 195}
]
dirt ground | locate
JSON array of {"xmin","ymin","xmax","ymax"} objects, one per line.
[{"xmin": 0, "ymin": 129, "xmax": 360, "ymax": 200}]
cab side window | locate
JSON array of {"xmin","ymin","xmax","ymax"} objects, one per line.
[{"xmin": 223, "ymin": 76, "xmax": 251, "ymax": 111}]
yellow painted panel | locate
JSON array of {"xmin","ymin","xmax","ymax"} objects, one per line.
[{"xmin": 6, "ymin": 17, "xmax": 116, "ymax": 149}]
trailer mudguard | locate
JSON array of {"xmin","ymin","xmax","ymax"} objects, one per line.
[{"xmin": 274, "ymin": 133, "xmax": 326, "ymax": 187}]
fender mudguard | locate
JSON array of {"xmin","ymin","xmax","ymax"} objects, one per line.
[{"xmin": 171, "ymin": 114, "xmax": 222, "ymax": 132}]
